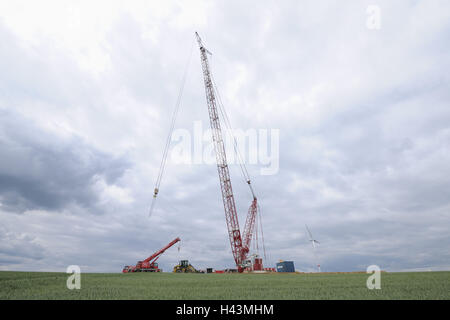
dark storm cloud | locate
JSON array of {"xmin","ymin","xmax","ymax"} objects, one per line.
[{"xmin": 0, "ymin": 110, "xmax": 129, "ymax": 213}]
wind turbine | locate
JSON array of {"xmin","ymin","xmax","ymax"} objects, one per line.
[{"xmin": 305, "ymin": 224, "xmax": 321, "ymax": 272}]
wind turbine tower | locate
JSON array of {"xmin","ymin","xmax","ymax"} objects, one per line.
[{"xmin": 305, "ymin": 224, "xmax": 321, "ymax": 272}]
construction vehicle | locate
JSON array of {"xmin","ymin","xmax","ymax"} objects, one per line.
[
  {"xmin": 195, "ymin": 32, "xmax": 265, "ymax": 272},
  {"xmin": 173, "ymin": 260, "xmax": 199, "ymax": 273},
  {"xmin": 122, "ymin": 237, "xmax": 180, "ymax": 273},
  {"xmin": 243, "ymin": 254, "xmax": 263, "ymax": 272}
]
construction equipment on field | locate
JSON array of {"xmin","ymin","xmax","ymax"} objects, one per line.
[
  {"xmin": 173, "ymin": 260, "xmax": 199, "ymax": 273},
  {"xmin": 122, "ymin": 237, "xmax": 180, "ymax": 273},
  {"xmin": 195, "ymin": 32, "xmax": 266, "ymax": 272},
  {"xmin": 144, "ymin": 33, "xmax": 267, "ymax": 273}
]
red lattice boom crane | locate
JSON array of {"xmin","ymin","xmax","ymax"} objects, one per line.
[{"xmin": 195, "ymin": 32, "xmax": 263, "ymax": 272}]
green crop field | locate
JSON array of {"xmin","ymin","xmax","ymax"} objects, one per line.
[{"xmin": 0, "ymin": 271, "xmax": 449, "ymax": 300}]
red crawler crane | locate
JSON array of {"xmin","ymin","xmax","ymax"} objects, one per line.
[
  {"xmin": 195, "ymin": 32, "xmax": 262, "ymax": 272},
  {"xmin": 122, "ymin": 237, "xmax": 180, "ymax": 273}
]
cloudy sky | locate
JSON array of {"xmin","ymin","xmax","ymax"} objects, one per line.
[{"xmin": 1, "ymin": 0, "xmax": 449, "ymax": 273}]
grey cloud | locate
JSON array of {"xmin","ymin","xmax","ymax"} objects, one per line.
[
  {"xmin": 0, "ymin": 110, "xmax": 130, "ymax": 213},
  {"xmin": 0, "ymin": 22, "xmax": 97, "ymax": 108},
  {"xmin": 0, "ymin": 225, "xmax": 46, "ymax": 266}
]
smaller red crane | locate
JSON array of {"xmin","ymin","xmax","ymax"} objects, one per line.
[{"xmin": 122, "ymin": 237, "xmax": 181, "ymax": 273}]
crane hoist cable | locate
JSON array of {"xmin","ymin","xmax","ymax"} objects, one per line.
[
  {"xmin": 148, "ymin": 38, "xmax": 195, "ymax": 217},
  {"xmin": 211, "ymin": 73, "xmax": 249, "ymax": 180},
  {"xmin": 257, "ymin": 203, "xmax": 267, "ymax": 260},
  {"xmin": 210, "ymin": 60, "xmax": 267, "ymax": 261},
  {"xmin": 210, "ymin": 70, "xmax": 256, "ymax": 199}
]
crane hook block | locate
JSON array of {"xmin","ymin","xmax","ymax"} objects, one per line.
[{"xmin": 153, "ymin": 188, "xmax": 159, "ymax": 197}]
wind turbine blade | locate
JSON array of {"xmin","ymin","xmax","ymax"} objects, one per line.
[{"xmin": 305, "ymin": 224, "xmax": 313, "ymax": 240}]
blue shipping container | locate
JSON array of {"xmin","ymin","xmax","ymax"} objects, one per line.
[{"xmin": 276, "ymin": 261, "xmax": 295, "ymax": 272}]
